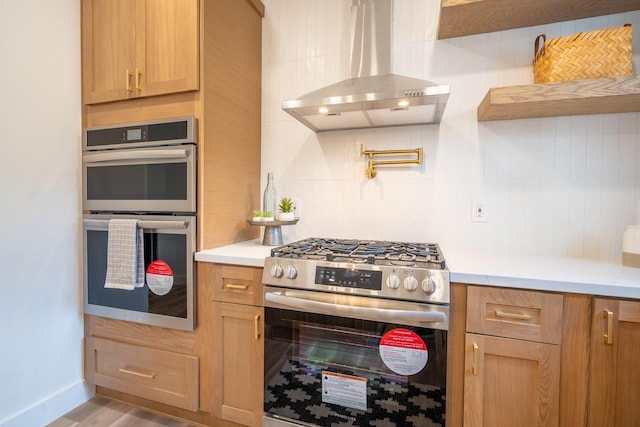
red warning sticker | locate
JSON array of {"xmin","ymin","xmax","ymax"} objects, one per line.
[
  {"xmin": 146, "ymin": 260, "xmax": 174, "ymax": 296},
  {"xmin": 379, "ymin": 328, "xmax": 428, "ymax": 375}
]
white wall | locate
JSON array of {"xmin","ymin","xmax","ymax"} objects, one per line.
[
  {"xmin": 0, "ymin": 1, "xmax": 91, "ymax": 426},
  {"xmin": 262, "ymin": 0, "xmax": 640, "ymax": 263}
]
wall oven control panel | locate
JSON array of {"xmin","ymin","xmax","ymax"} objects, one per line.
[{"xmin": 83, "ymin": 116, "xmax": 197, "ymax": 151}]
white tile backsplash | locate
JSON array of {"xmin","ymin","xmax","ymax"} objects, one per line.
[{"xmin": 262, "ymin": 0, "xmax": 640, "ymax": 262}]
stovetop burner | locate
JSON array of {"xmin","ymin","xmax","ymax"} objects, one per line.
[
  {"xmin": 271, "ymin": 237, "xmax": 446, "ymax": 269},
  {"xmin": 264, "ymin": 237, "xmax": 450, "ymax": 305}
]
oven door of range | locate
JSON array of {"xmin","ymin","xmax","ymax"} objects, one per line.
[
  {"xmin": 82, "ymin": 214, "xmax": 196, "ymax": 331},
  {"xmin": 263, "ymin": 287, "xmax": 448, "ymax": 427}
]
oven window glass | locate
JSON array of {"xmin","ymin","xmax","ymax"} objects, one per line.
[
  {"xmin": 264, "ymin": 308, "xmax": 447, "ymax": 426},
  {"xmin": 86, "ymin": 163, "xmax": 188, "ymax": 201},
  {"xmin": 86, "ymin": 229, "xmax": 188, "ymax": 317}
]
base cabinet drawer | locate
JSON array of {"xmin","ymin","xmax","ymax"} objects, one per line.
[
  {"xmin": 467, "ymin": 285, "xmax": 563, "ymax": 344},
  {"xmin": 86, "ymin": 336, "xmax": 199, "ymax": 411},
  {"xmin": 211, "ymin": 264, "xmax": 264, "ymax": 306}
]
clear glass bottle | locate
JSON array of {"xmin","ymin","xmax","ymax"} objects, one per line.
[{"xmin": 263, "ymin": 172, "xmax": 277, "ymax": 218}]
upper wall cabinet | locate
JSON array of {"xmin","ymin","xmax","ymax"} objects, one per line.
[
  {"xmin": 82, "ymin": 0, "xmax": 199, "ymax": 104},
  {"xmin": 437, "ymin": 0, "xmax": 640, "ymax": 39}
]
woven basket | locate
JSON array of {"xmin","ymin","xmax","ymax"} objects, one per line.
[{"xmin": 533, "ymin": 24, "xmax": 633, "ymax": 84}]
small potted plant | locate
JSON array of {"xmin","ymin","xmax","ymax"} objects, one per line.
[
  {"xmin": 278, "ymin": 197, "xmax": 295, "ymax": 221},
  {"xmin": 263, "ymin": 210, "xmax": 274, "ymax": 221},
  {"xmin": 252, "ymin": 210, "xmax": 263, "ymax": 221}
]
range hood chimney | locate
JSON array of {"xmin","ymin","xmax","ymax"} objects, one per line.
[{"xmin": 282, "ymin": 0, "xmax": 449, "ymax": 133}]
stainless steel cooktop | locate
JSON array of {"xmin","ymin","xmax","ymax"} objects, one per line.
[{"xmin": 262, "ymin": 238, "xmax": 450, "ymax": 304}]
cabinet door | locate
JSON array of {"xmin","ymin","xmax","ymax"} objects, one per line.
[
  {"xmin": 464, "ymin": 333, "xmax": 560, "ymax": 427},
  {"xmin": 81, "ymin": 0, "xmax": 198, "ymax": 104},
  {"xmin": 588, "ymin": 299, "xmax": 640, "ymax": 427},
  {"xmin": 213, "ymin": 301, "xmax": 264, "ymax": 427},
  {"xmin": 82, "ymin": 0, "xmax": 138, "ymax": 104},
  {"xmin": 140, "ymin": 0, "xmax": 199, "ymax": 98}
]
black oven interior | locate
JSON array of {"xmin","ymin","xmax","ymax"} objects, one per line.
[{"xmin": 264, "ymin": 307, "xmax": 447, "ymax": 426}]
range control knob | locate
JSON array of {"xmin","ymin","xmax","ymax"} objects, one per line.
[
  {"xmin": 386, "ymin": 273, "xmax": 400, "ymax": 289},
  {"xmin": 422, "ymin": 274, "xmax": 437, "ymax": 295},
  {"xmin": 271, "ymin": 264, "xmax": 284, "ymax": 278},
  {"xmin": 404, "ymin": 275, "xmax": 418, "ymax": 291},
  {"xmin": 285, "ymin": 265, "xmax": 298, "ymax": 279}
]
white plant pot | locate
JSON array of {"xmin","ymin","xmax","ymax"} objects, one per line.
[
  {"xmin": 263, "ymin": 216, "xmax": 275, "ymax": 222},
  {"xmin": 252, "ymin": 216, "xmax": 263, "ymax": 222},
  {"xmin": 278, "ymin": 212, "xmax": 295, "ymax": 221}
]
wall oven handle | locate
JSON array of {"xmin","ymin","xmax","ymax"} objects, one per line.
[
  {"xmin": 265, "ymin": 292, "xmax": 446, "ymax": 324},
  {"xmin": 83, "ymin": 148, "xmax": 189, "ymax": 164},
  {"xmin": 83, "ymin": 219, "xmax": 189, "ymax": 230}
]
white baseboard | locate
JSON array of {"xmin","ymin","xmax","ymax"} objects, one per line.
[{"xmin": 0, "ymin": 380, "xmax": 95, "ymax": 427}]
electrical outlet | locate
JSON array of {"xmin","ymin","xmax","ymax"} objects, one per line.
[
  {"xmin": 472, "ymin": 199, "xmax": 488, "ymax": 222},
  {"xmin": 291, "ymin": 198, "xmax": 302, "ymax": 218}
]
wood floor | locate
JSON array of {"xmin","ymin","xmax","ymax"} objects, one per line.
[{"xmin": 47, "ymin": 396, "xmax": 200, "ymax": 427}]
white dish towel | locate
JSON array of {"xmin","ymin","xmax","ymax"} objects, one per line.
[{"xmin": 104, "ymin": 219, "xmax": 145, "ymax": 290}]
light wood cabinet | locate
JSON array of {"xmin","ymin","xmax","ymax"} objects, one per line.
[
  {"xmin": 86, "ymin": 336, "xmax": 199, "ymax": 410},
  {"xmin": 81, "ymin": 0, "xmax": 265, "ymax": 422},
  {"xmin": 464, "ymin": 333, "xmax": 560, "ymax": 426},
  {"xmin": 81, "ymin": 0, "xmax": 198, "ymax": 104},
  {"xmin": 84, "ymin": 317, "xmax": 199, "ymax": 411},
  {"xmin": 213, "ymin": 302, "xmax": 264, "ymax": 427},
  {"xmin": 83, "ymin": 0, "xmax": 264, "ymax": 250},
  {"xmin": 588, "ymin": 298, "xmax": 640, "ymax": 427},
  {"xmin": 208, "ymin": 263, "xmax": 265, "ymax": 427},
  {"xmin": 463, "ymin": 286, "xmax": 563, "ymax": 426}
]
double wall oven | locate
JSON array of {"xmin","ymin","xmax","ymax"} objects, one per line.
[
  {"xmin": 263, "ymin": 238, "xmax": 449, "ymax": 427},
  {"xmin": 82, "ymin": 117, "xmax": 197, "ymax": 331}
]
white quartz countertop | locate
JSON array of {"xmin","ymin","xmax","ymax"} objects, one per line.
[
  {"xmin": 195, "ymin": 239, "xmax": 273, "ymax": 267},
  {"xmin": 195, "ymin": 240, "xmax": 640, "ymax": 299}
]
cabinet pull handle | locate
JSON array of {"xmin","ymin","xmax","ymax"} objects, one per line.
[
  {"xmin": 495, "ymin": 310, "xmax": 531, "ymax": 321},
  {"xmin": 472, "ymin": 343, "xmax": 479, "ymax": 375},
  {"xmin": 126, "ymin": 69, "xmax": 133, "ymax": 92},
  {"xmin": 604, "ymin": 309, "xmax": 614, "ymax": 345},
  {"xmin": 225, "ymin": 283, "xmax": 248, "ymax": 290},
  {"xmin": 254, "ymin": 314, "xmax": 261, "ymax": 340},
  {"xmin": 119, "ymin": 366, "xmax": 156, "ymax": 379},
  {"xmin": 135, "ymin": 69, "xmax": 142, "ymax": 92}
]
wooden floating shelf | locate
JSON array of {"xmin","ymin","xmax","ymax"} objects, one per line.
[
  {"xmin": 477, "ymin": 75, "xmax": 640, "ymax": 122},
  {"xmin": 438, "ymin": 0, "xmax": 640, "ymax": 39}
]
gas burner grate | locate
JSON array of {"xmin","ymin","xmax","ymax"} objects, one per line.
[{"xmin": 271, "ymin": 238, "xmax": 446, "ymax": 269}]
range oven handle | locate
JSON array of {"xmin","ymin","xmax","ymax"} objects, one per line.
[
  {"xmin": 83, "ymin": 148, "xmax": 189, "ymax": 164},
  {"xmin": 83, "ymin": 219, "xmax": 190, "ymax": 230},
  {"xmin": 264, "ymin": 292, "xmax": 446, "ymax": 324}
]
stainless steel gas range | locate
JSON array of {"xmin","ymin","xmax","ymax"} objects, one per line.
[{"xmin": 262, "ymin": 238, "xmax": 450, "ymax": 427}]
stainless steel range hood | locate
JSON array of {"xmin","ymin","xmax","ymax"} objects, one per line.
[{"xmin": 282, "ymin": 0, "xmax": 449, "ymax": 133}]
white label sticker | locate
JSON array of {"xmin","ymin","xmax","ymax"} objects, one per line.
[
  {"xmin": 146, "ymin": 260, "xmax": 174, "ymax": 296},
  {"xmin": 379, "ymin": 328, "xmax": 428, "ymax": 376},
  {"xmin": 321, "ymin": 371, "xmax": 367, "ymax": 411}
]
